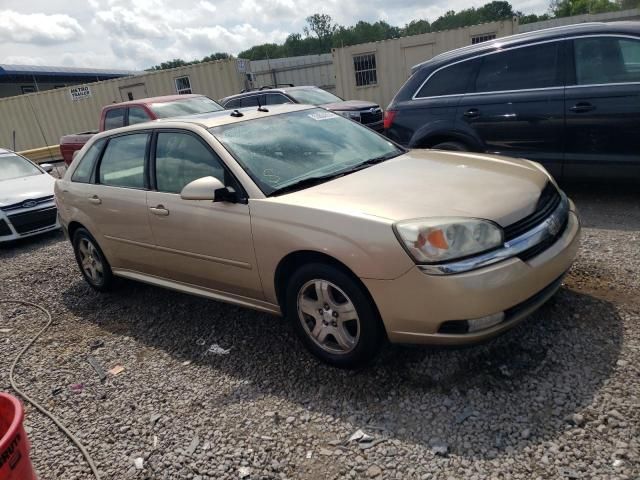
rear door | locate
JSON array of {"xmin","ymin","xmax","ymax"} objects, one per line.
[
  {"xmin": 564, "ymin": 35, "xmax": 640, "ymax": 179},
  {"xmin": 146, "ymin": 129, "xmax": 263, "ymax": 299},
  {"xmin": 89, "ymin": 132, "xmax": 161, "ymax": 274},
  {"xmin": 456, "ymin": 40, "xmax": 566, "ymax": 177}
]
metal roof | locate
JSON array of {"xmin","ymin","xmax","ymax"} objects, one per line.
[{"xmin": 0, "ymin": 64, "xmax": 138, "ymax": 78}]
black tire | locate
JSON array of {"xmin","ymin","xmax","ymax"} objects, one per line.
[
  {"xmin": 285, "ymin": 263, "xmax": 384, "ymax": 369},
  {"xmin": 431, "ymin": 141, "xmax": 468, "ymax": 151},
  {"xmin": 72, "ymin": 228, "xmax": 114, "ymax": 291}
]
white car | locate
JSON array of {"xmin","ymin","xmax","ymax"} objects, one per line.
[{"xmin": 0, "ymin": 148, "xmax": 59, "ymax": 242}]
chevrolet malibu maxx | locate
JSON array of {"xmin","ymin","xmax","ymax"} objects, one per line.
[{"xmin": 55, "ymin": 104, "xmax": 580, "ymax": 368}]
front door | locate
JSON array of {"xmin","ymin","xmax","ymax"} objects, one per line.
[
  {"xmin": 90, "ymin": 131, "xmax": 161, "ymax": 274},
  {"xmin": 146, "ymin": 130, "xmax": 263, "ymax": 299},
  {"xmin": 564, "ymin": 36, "xmax": 640, "ymax": 179},
  {"xmin": 456, "ymin": 40, "xmax": 566, "ymax": 178}
]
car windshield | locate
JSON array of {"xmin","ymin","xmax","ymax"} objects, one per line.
[
  {"xmin": 209, "ymin": 108, "xmax": 403, "ymax": 195},
  {"xmin": 286, "ymin": 88, "xmax": 343, "ymax": 105},
  {"xmin": 0, "ymin": 153, "xmax": 42, "ymax": 181},
  {"xmin": 150, "ymin": 96, "xmax": 223, "ymax": 118}
]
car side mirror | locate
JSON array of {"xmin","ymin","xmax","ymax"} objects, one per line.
[
  {"xmin": 41, "ymin": 163, "xmax": 54, "ymax": 173},
  {"xmin": 180, "ymin": 176, "xmax": 237, "ymax": 203}
]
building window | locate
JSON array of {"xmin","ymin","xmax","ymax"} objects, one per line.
[
  {"xmin": 175, "ymin": 76, "xmax": 192, "ymax": 94},
  {"xmin": 353, "ymin": 53, "xmax": 377, "ymax": 87},
  {"xmin": 21, "ymin": 86, "xmax": 36, "ymax": 94},
  {"xmin": 471, "ymin": 33, "xmax": 496, "ymax": 45}
]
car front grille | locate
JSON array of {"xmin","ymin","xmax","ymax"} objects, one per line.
[
  {"xmin": 504, "ymin": 183, "xmax": 561, "ymax": 242},
  {"xmin": 360, "ymin": 109, "xmax": 383, "ymax": 125},
  {"xmin": 0, "ymin": 219, "xmax": 11, "ymax": 236},
  {"xmin": 7, "ymin": 206, "xmax": 58, "ymax": 234},
  {"xmin": 0, "ymin": 195, "xmax": 55, "ymax": 212}
]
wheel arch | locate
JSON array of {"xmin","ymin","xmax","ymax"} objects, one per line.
[{"xmin": 410, "ymin": 128, "xmax": 483, "ymax": 151}]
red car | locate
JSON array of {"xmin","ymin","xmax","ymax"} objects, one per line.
[{"xmin": 59, "ymin": 94, "xmax": 224, "ymax": 164}]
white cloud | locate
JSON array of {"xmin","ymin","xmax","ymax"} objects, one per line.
[
  {"xmin": 0, "ymin": 10, "xmax": 84, "ymax": 45},
  {"xmin": 1, "ymin": 55, "xmax": 47, "ymax": 65}
]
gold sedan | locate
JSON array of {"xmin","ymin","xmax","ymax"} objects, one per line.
[{"xmin": 55, "ymin": 104, "xmax": 580, "ymax": 368}]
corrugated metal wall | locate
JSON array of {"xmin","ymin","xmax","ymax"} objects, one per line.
[
  {"xmin": 0, "ymin": 59, "xmax": 248, "ymax": 151},
  {"xmin": 517, "ymin": 8, "xmax": 640, "ymax": 33},
  {"xmin": 333, "ymin": 19, "xmax": 518, "ymax": 108},
  {"xmin": 250, "ymin": 54, "xmax": 336, "ymax": 93}
]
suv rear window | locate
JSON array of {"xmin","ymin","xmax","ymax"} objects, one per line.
[
  {"xmin": 475, "ymin": 42, "xmax": 561, "ymax": 92},
  {"xmin": 415, "ymin": 60, "xmax": 477, "ymax": 98}
]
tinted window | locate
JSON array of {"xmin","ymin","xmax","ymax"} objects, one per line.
[
  {"xmin": 128, "ymin": 107, "xmax": 151, "ymax": 125},
  {"xmin": 416, "ymin": 60, "xmax": 477, "ymax": 98},
  {"xmin": 72, "ymin": 140, "xmax": 104, "ymax": 183},
  {"xmin": 265, "ymin": 93, "xmax": 291, "ymax": 105},
  {"xmin": 155, "ymin": 132, "xmax": 225, "ymax": 194},
  {"xmin": 475, "ymin": 42, "xmax": 560, "ymax": 92},
  {"xmin": 224, "ymin": 99, "xmax": 241, "ymax": 109},
  {"xmin": 574, "ymin": 37, "xmax": 640, "ymax": 85},
  {"xmin": 99, "ymin": 134, "xmax": 148, "ymax": 188},
  {"xmin": 240, "ymin": 96, "xmax": 261, "ymax": 107},
  {"xmin": 104, "ymin": 108, "xmax": 126, "ymax": 130}
]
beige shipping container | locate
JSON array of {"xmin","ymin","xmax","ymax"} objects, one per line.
[
  {"xmin": 333, "ymin": 19, "xmax": 518, "ymax": 109},
  {"xmin": 0, "ymin": 58, "xmax": 248, "ymax": 151}
]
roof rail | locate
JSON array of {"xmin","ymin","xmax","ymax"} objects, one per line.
[{"xmin": 240, "ymin": 83, "xmax": 295, "ymax": 93}]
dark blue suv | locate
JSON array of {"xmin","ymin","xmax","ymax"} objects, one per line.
[{"xmin": 384, "ymin": 22, "xmax": 640, "ymax": 179}]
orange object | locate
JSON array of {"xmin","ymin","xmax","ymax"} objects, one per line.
[
  {"xmin": 0, "ymin": 392, "xmax": 37, "ymax": 480},
  {"xmin": 427, "ymin": 229, "xmax": 449, "ymax": 250}
]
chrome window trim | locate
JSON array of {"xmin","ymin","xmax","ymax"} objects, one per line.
[
  {"xmin": 412, "ymin": 34, "xmax": 640, "ymax": 100},
  {"xmin": 419, "ymin": 193, "xmax": 570, "ymax": 275}
]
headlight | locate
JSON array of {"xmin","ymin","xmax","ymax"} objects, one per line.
[
  {"xmin": 394, "ymin": 218, "xmax": 503, "ymax": 263},
  {"xmin": 335, "ymin": 110, "xmax": 360, "ymax": 120}
]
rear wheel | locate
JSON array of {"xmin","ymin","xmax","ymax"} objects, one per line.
[
  {"xmin": 431, "ymin": 141, "xmax": 468, "ymax": 151},
  {"xmin": 285, "ymin": 263, "xmax": 384, "ymax": 368},
  {"xmin": 72, "ymin": 228, "xmax": 113, "ymax": 291}
]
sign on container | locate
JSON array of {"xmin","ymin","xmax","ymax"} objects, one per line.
[{"xmin": 69, "ymin": 86, "xmax": 92, "ymax": 101}]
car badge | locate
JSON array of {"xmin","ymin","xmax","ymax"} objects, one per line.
[{"xmin": 22, "ymin": 200, "xmax": 37, "ymax": 208}]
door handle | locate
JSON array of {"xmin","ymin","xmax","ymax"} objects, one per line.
[
  {"xmin": 88, "ymin": 195, "xmax": 101, "ymax": 205},
  {"xmin": 463, "ymin": 108, "xmax": 480, "ymax": 118},
  {"xmin": 149, "ymin": 205, "xmax": 170, "ymax": 216},
  {"xmin": 570, "ymin": 102, "xmax": 595, "ymax": 113}
]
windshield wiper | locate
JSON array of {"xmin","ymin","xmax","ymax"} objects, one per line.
[
  {"xmin": 342, "ymin": 151, "xmax": 403, "ymax": 173},
  {"xmin": 269, "ymin": 172, "xmax": 347, "ymax": 196}
]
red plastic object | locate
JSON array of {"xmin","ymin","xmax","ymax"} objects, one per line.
[{"xmin": 0, "ymin": 393, "xmax": 36, "ymax": 480}]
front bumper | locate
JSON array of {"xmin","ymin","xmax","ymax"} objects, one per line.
[
  {"xmin": 363, "ymin": 209, "xmax": 580, "ymax": 345},
  {"xmin": 0, "ymin": 202, "xmax": 60, "ymax": 243}
]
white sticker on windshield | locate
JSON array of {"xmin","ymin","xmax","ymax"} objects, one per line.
[{"xmin": 308, "ymin": 111, "xmax": 337, "ymax": 121}]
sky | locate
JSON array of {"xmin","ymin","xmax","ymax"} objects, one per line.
[{"xmin": 0, "ymin": 0, "xmax": 549, "ymax": 70}]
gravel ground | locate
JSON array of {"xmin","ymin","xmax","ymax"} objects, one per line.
[{"xmin": 0, "ymin": 184, "xmax": 638, "ymax": 480}]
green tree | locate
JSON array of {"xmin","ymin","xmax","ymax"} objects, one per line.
[
  {"xmin": 402, "ymin": 19, "xmax": 431, "ymax": 36},
  {"xmin": 550, "ymin": 0, "xmax": 620, "ymax": 16}
]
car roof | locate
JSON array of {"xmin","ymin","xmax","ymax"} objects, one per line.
[
  {"xmin": 413, "ymin": 21, "xmax": 640, "ymax": 72},
  {"xmin": 220, "ymin": 85, "xmax": 319, "ymax": 104},
  {"xmin": 91, "ymin": 104, "xmax": 317, "ymax": 139},
  {"xmin": 106, "ymin": 94, "xmax": 207, "ymax": 108}
]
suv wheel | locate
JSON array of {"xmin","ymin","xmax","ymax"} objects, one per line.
[
  {"xmin": 285, "ymin": 263, "xmax": 384, "ymax": 368},
  {"xmin": 431, "ymin": 141, "xmax": 468, "ymax": 151},
  {"xmin": 72, "ymin": 228, "xmax": 113, "ymax": 291}
]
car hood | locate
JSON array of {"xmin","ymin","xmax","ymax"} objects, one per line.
[
  {"xmin": 271, "ymin": 150, "xmax": 550, "ymax": 227},
  {"xmin": 0, "ymin": 173, "xmax": 55, "ymax": 207},
  {"xmin": 321, "ymin": 100, "xmax": 379, "ymax": 111}
]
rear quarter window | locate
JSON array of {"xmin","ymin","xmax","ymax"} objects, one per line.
[
  {"xmin": 415, "ymin": 60, "xmax": 478, "ymax": 98},
  {"xmin": 71, "ymin": 140, "xmax": 104, "ymax": 183}
]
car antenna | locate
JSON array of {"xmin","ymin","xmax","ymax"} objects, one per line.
[{"xmin": 256, "ymin": 96, "xmax": 268, "ymax": 112}]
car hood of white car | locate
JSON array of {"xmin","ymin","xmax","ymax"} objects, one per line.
[{"xmin": 0, "ymin": 173, "xmax": 55, "ymax": 208}]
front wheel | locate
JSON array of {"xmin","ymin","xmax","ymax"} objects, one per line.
[
  {"xmin": 72, "ymin": 228, "xmax": 114, "ymax": 291},
  {"xmin": 285, "ymin": 263, "xmax": 384, "ymax": 368}
]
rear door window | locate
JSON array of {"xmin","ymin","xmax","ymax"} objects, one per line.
[
  {"xmin": 475, "ymin": 42, "xmax": 561, "ymax": 92},
  {"xmin": 72, "ymin": 140, "xmax": 104, "ymax": 183},
  {"xmin": 415, "ymin": 60, "xmax": 478, "ymax": 98},
  {"xmin": 265, "ymin": 93, "xmax": 291, "ymax": 105},
  {"xmin": 240, "ymin": 96, "xmax": 261, "ymax": 107},
  {"xmin": 103, "ymin": 108, "xmax": 126, "ymax": 130},
  {"xmin": 574, "ymin": 37, "xmax": 640, "ymax": 85},
  {"xmin": 224, "ymin": 99, "xmax": 241, "ymax": 109},
  {"xmin": 98, "ymin": 133, "xmax": 149, "ymax": 189}
]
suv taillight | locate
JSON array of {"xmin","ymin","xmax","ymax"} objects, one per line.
[{"xmin": 383, "ymin": 110, "xmax": 397, "ymax": 130}]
